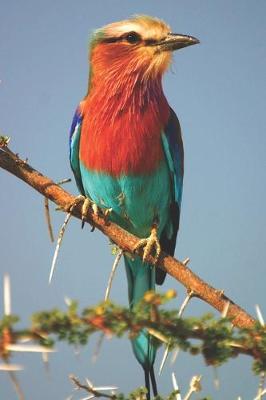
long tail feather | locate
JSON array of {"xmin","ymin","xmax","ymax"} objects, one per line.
[
  {"xmin": 144, "ymin": 367, "xmax": 151, "ymax": 400},
  {"xmin": 150, "ymin": 366, "xmax": 158, "ymax": 396},
  {"xmin": 124, "ymin": 255, "xmax": 156, "ymax": 396}
]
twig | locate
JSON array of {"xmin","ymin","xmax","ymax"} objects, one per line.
[
  {"xmin": 105, "ymin": 249, "xmax": 123, "ymax": 301},
  {"xmin": 44, "ymin": 197, "xmax": 55, "ymax": 242},
  {"xmin": 7, "ymin": 368, "xmax": 25, "ymax": 400},
  {"xmin": 254, "ymin": 388, "xmax": 266, "ymax": 400},
  {"xmin": 57, "ymin": 178, "xmax": 71, "ymax": 186},
  {"xmin": 0, "ymin": 146, "xmax": 257, "ymax": 329},
  {"xmin": 183, "ymin": 375, "xmax": 202, "ymax": 400}
]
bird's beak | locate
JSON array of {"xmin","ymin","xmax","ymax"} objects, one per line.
[{"xmin": 155, "ymin": 33, "xmax": 199, "ymax": 52}]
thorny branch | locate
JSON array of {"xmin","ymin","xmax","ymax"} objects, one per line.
[
  {"xmin": 70, "ymin": 375, "xmax": 118, "ymax": 399},
  {"xmin": 0, "ymin": 144, "xmax": 256, "ymax": 329}
]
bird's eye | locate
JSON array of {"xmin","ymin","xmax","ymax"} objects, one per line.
[{"xmin": 125, "ymin": 31, "xmax": 141, "ymax": 44}]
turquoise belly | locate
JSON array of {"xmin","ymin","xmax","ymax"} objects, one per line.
[{"xmin": 80, "ymin": 161, "xmax": 171, "ymax": 238}]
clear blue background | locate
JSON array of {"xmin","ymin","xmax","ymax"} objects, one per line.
[{"xmin": 1, "ymin": 1, "xmax": 266, "ymax": 399}]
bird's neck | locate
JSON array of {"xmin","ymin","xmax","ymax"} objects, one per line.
[
  {"xmin": 87, "ymin": 66, "xmax": 168, "ymax": 120},
  {"xmin": 80, "ymin": 65, "xmax": 170, "ymax": 176}
]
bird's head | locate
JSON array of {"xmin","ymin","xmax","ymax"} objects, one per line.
[{"xmin": 88, "ymin": 15, "xmax": 199, "ymax": 85}]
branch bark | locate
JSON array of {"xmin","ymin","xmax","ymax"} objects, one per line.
[{"xmin": 0, "ymin": 146, "xmax": 256, "ymax": 329}]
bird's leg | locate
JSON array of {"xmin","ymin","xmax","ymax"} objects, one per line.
[
  {"xmin": 150, "ymin": 366, "xmax": 158, "ymax": 397},
  {"xmin": 134, "ymin": 223, "xmax": 161, "ymax": 263}
]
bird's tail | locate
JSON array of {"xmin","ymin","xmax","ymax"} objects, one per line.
[{"xmin": 124, "ymin": 255, "xmax": 158, "ymax": 399}]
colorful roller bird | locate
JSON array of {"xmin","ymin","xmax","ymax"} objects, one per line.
[{"xmin": 69, "ymin": 15, "xmax": 199, "ymax": 398}]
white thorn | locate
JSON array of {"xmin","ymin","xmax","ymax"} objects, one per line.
[
  {"xmin": 171, "ymin": 348, "xmax": 180, "ymax": 364},
  {"xmin": 0, "ymin": 364, "xmax": 24, "ymax": 371},
  {"xmin": 254, "ymin": 388, "xmax": 266, "ymax": 400},
  {"xmin": 182, "ymin": 258, "xmax": 190, "ymax": 266},
  {"xmin": 91, "ymin": 333, "xmax": 105, "ymax": 363},
  {"xmin": 159, "ymin": 345, "xmax": 170, "ymax": 375},
  {"xmin": 85, "ymin": 378, "xmax": 93, "ymax": 389},
  {"xmin": 42, "ymin": 352, "xmax": 49, "ymax": 363},
  {"xmin": 49, "ymin": 212, "xmax": 72, "ymax": 284},
  {"xmin": 171, "ymin": 372, "xmax": 182, "ymax": 400},
  {"xmin": 104, "ymin": 249, "xmax": 123, "ymax": 301},
  {"xmin": 19, "ymin": 338, "xmax": 31, "ymax": 343},
  {"xmin": 147, "ymin": 328, "xmax": 168, "ymax": 343},
  {"xmin": 64, "ymin": 296, "xmax": 72, "ymax": 307},
  {"xmin": 6, "ymin": 344, "xmax": 56, "ymax": 353},
  {"xmin": 94, "ymin": 386, "xmax": 118, "ymax": 391},
  {"xmin": 221, "ymin": 301, "xmax": 230, "ymax": 318},
  {"xmin": 3, "ymin": 274, "xmax": 11, "ymax": 316},
  {"xmin": 255, "ymin": 304, "xmax": 265, "ymax": 327},
  {"xmin": 170, "ymin": 292, "xmax": 193, "ymax": 366},
  {"xmin": 255, "ymin": 372, "xmax": 266, "ymax": 400},
  {"xmin": 213, "ymin": 367, "xmax": 220, "ymax": 390},
  {"xmin": 178, "ymin": 291, "xmax": 193, "ymax": 318}
]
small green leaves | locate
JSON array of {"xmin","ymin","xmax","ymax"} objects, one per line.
[
  {"xmin": 0, "ymin": 135, "xmax": 10, "ymax": 148},
  {"xmin": 1, "ymin": 292, "xmax": 266, "ymax": 382}
]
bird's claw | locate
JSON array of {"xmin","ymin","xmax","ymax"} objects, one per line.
[
  {"xmin": 134, "ymin": 225, "xmax": 161, "ymax": 263},
  {"xmin": 66, "ymin": 195, "xmax": 99, "ymax": 229},
  {"xmin": 103, "ymin": 207, "xmax": 112, "ymax": 223},
  {"xmin": 81, "ymin": 198, "xmax": 92, "ymax": 228}
]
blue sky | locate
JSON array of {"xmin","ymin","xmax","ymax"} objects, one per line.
[{"xmin": 1, "ymin": 1, "xmax": 266, "ymax": 399}]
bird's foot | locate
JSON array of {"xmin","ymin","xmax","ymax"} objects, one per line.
[
  {"xmin": 66, "ymin": 195, "xmax": 99, "ymax": 229},
  {"xmin": 134, "ymin": 225, "xmax": 161, "ymax": 263},
  {"xmin": 81, "ymin": 197, "xmax": 98, "ymax": 228},
  {"xmin": 80, "ymin": 199, "xmax": 112, "ymax": 228},
  {"xmin": 66, "ymin": 195, "xmax": 85, "ymax": 213}
]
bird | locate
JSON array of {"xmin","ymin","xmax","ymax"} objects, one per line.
[{"xmin": 69, "ymin": 15, "xmax": 199, "ymax": 398}]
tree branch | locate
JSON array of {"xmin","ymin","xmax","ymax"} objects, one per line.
[{"xmin": 0, "ymin": 145, "xmax": 256, "ymax": 329}]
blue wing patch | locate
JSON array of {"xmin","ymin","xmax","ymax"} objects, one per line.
[
  {"xmin": 158, "ymin": 108, "xmax": 184, "ymax": 285},
  {"xmin": 162, "ymin": 108, "xmax": 184, "ymax": 208},
  {"xmin": 69, "ymin": 107, "xmax": 85, "ymax": 195}
]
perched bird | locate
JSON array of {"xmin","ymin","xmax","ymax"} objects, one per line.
[{"xmin": 69, "ymin": 15, "xmax": 198, "ymax": 398}]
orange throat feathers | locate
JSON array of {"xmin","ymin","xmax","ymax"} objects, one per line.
[{"xmin": 80, "ymin": 43, "xmax": 170, "ymax": 176}]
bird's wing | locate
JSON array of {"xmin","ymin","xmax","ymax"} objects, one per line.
[
  {"xmin": 157, "ymin": 108, "xmax": 184, "ymax": 285},
  {"xmin": 69, "ymin": 105, "xmax": 85, "ymax": 195}
]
